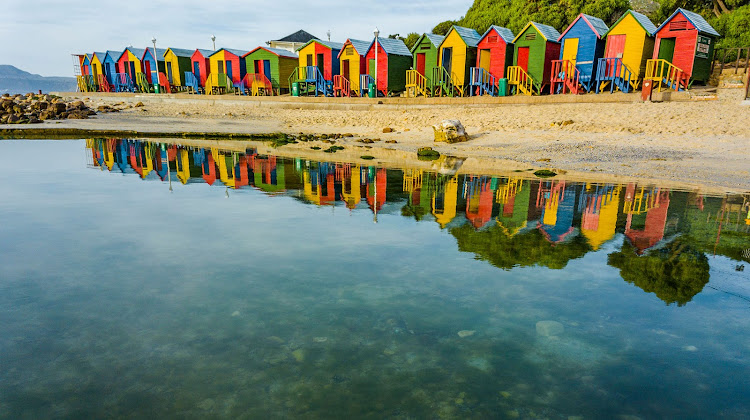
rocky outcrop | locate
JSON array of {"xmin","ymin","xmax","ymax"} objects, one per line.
[{"xmin": 0, "ymin": 93, "xmax": 98, "ymax": 124}]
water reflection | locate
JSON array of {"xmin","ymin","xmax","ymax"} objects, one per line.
[{"xmin": 86, "ymin": 138, "xmax": 750, "ymax": 306}]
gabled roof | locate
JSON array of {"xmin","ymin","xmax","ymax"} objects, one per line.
[
  {"xmin": 513, "ymin": 22, "xmax": 562, "ymax": 43},
  {"xmin": 272, "ymin": 30, "xmax": 319, "ymax": 43},
  {"xmin": 210, "ymin": 48, "xmax": 250, "ymax": 58},
  {"xmin": 103, "ymin": 50, "xmax": 121, "ymax": 62},
  {"xmin": 142, "ymin": 48, "xmax": 167, "ymax": 61},
  {"xmin": 656, "ymin": 8, "xmax": 720, "ymax": 37},
  {"xmin": 410, "ymin": 33, "xmax": 444, "ymax": 53},
  {"xmin": 296, "ymin": 39, "xmax": 344, "ymax": 52},
  {"xmin": 118, "ymin": 48, "xmax": 146, "ymax": 62},
  {"xmin": 343, "ymin": 38, "xmax": 371, "ymax": 56},
  {"xmin": 606, "ymin": 10, "xmax": 658, "ymax": 37},
  {"xmin": 559, "ymin": 13, "xmax": 609, "ymax": 40},
  {"xmin": 481, "ymin": 25, "xmax": 515, "ymax": 44},
  {"xmin": 368, "ymin": 37, "xmax": 412, "ymax": 56},
  {"xmin": 243, "ymin": 46, "xmax": 298, "ymax": 59},
  {"xmin": 166, "ymin": 48, "xmax": 196, "ymax": 58},
  {"xmin": 193, "ymin": 49, "xmax": 215, "ymax": 58},
  {"xmin": 445, "ymin": 25, "xmax": 482, "ymax": 48},
  {"xmin": 92, "ymin": 52, "xmax": 106, "ymax": 62}
]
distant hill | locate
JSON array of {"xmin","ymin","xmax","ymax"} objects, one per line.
[{"xmin": 0, "ymin": 65, "xmax": 77, "ymax": 94}]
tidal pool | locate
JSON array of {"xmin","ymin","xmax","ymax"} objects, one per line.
[{"xmin": 0, "ymin": 139, "xmax": 749, "ymax": 419}]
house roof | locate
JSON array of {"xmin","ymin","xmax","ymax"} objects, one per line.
[
  {"xmin": 447, "ymin": 25, "xmax": 482, "ymax": 48},
  {"xmin": 194, "ymin": 49, "xmax": 215, "ymax": 58},
  {"xmin": 513, "ymin": 21, "xmax": 562, "ymax": 43},
  {"xmin": 166, "ymin": 48, "xmax": 196, "ymax": 58},
  {"xmin": 118, "ymin": 48, "xmax": 146, "ymax": 62},
  {"xmin": 410, "ymin": 33, "xmax": 444, "ymax": 53},
  {"xmin": 345, "ymin": 39, "xmax": 371, "ymax": 56},
  {"xmin": 296, "ymin": 39, "xmax": 344, "ymax": 52},
  {"xmin": 606, "ymin": 10, "xmax": 658, "ymax": 37},
  {"xmin": 142, "ymin": 48, "xmax": 168, "ymax": 61},
  {"xmin": 104, "ymin": 50, "xmax": 121, "ymax": 62},
  {"xmin": 91, "ymin": 52, "xmax": 106, "ymax": 62},
  {"xmin": 369, "ymin": 37, "xmax": 412, "ymax": 56},
  {"xmin": 210, "ymin": 48, "xmax": 250, "ymax": 58},
  {"xmin": 244, "ymin": 46, "xmax": 298, "ymax": 59},
  {"xmin": 481, "ymin": 25, "xmax": 515, "ymax": 44},
  {"xmin": 656, "ymin": 8, "xmax": 720, "ymax": 37},
  {"xmin": 272, "ymin": 29, "xmax": 319, "ymax": 43},
  {"xmin": 559, "ymin": 13, "xmax": 609, "ymax": 40}
]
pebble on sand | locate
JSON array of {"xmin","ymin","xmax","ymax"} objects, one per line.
[{"xmin": 457, "ymin": 330, "xmax": 475, "ymax": 338}]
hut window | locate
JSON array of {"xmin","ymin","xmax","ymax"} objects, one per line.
[
  {"xmin": 525, "ymin": 33, "xmax": 536, "ymax": 41},
  {"xmin": 669, "ymin": 21, "xmax": 688, "ymax": 31},
  {"xmin": 488, "ymin": 35, "xmax": 498, "ymax": 43},
  {"xmin": 346, "ymin": 48, "xmax": 354, "ymax": 56}
]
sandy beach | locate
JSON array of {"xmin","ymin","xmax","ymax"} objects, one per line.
[{"xmin": 4, "ymin": 89, "xmax": 750, "ymax": 193}]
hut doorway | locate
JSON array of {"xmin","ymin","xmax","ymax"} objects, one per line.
[
  {"xmin": 658, "ymin": 38, "xmax": 676, "ymax": 62},
  {"xmin": 166, "ymin": 62, "xmax": 173, "ymax": 84},
  {"xmin": 416, "ymin": 53, "xmax": 426, "ymax": 76},
  {"xmin": 316, "ymin": 53, "xmax": 325, "ymax": 75},
  {"xmin": 144, "ymin": 61, "xmax": 152, "ymax": 83},
  {"xmin": 517, "ymin": 47, "xmax": 529, "ymax": 72},
  {"xmin": 306, "ymin": 55, "xmax": 313, "ymax": 66},
  {"xmin": 128, "ymin": 62, "xmax": 137, "ymax": 79},
  {"xmin": 226, "ymin": 64, "xmax": 233, "ymax": 82},
  {"xmin": 606, "ymin": 35, "xmax": 626, "ymax": 59},
  {"xmin": 218, "ymin": 61, "xmax": 225, "ymax": 74},
  {"xmin": 342, "ymin": 60, "xmax": 350, "ymax": 81},
  {"xmin": 478, "ymin": 50, "xmax": 491, "ymax": 71},
  {"xmin": 193, "ymin": 62, "xmax": 201, "ymax": 82},
  {"xmin": 563, "ymin": 38, "xmax": 579, "ymax": 67},
  {"xmin": 442, "ymin": 48, "xmax": 452, "ymax": 74}
]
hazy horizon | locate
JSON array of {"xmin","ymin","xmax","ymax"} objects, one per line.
[{"xmin": 3, "ymin": 0, "xmax": 471, "ymax": 78}]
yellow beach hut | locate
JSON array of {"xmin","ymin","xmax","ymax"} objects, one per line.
[
  {"xmin": 596, "ymin": 10, "xmax": 657, "ymax": 93},
  {"xmin": 436, "ymin": 26, "xmax": 482, "ymax": 97}
]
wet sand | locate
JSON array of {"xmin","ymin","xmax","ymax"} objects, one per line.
[{"xmin": 4, "ymin": 89, "xmax": 750, "ymax": 193}]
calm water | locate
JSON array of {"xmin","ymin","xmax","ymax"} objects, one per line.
[{"xmin": 1, "ymin": 139, "xmax": 749, "ymax": 419}]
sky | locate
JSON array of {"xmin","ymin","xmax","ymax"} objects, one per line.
[{"xmin": 2, "ymin": 0, "xmax": 472, "ymax": 77}]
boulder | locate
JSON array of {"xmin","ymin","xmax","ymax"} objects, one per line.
[
  {"xmin": 68, "ymin": 100, "xmax": 85, "ymax": 110},
  {"xmin": 6, "ymin": 114, "xmax": 21, "ymax": 123},
  {"xmin": 49, "ymin": 102, "xmax": 66, "ymax": 114},
  {"xmin": 433, "ymin": 119, "xmax": 468, "ymax": 143}
]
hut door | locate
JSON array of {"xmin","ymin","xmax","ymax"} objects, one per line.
[
  {"xmin": 306, "ymin": 55, "xmax": 313, "ymax": 66},
  {"xmin": 226, "ymin": 63, "xmax": 233, "ymax": 82},
  {"xmin": 129, "ymin": 62, "xmax": 136, "ymax": 79},
  {"xmin": 343, "ymin": 60, "xmax": 350, "ymax": 81},
  {"xmin": 144, "ymin": 61, "xmax": 152, "ymax": 83},
  {"xmin": 605, "ymin": 35, "xmax": 626, "ymax": 59},
  {"xmin": 254, "ymin": 60, "xmax": 262, "ymax": 74},
  {"xmin": 316, "ymin": 53, "xmax": 325, "ymax": 75},
  {"xmin": 166, "ymin": 62, "xmax": 173, "ymax": 84},
  {"xmin": 442, "ymin": 48, "xmax": 452, "ymax": 74},
  {"xmin": 562, "ymin": 38, "xmax": 578, "ymax": 67},
  {"xmin": 416, "ymin": 53, "xmax": 425, "ymax": 76},
  {"xmin": 517, "ymin": 47, "xmax": 529, "ymax": 72},
  {"xmin": 263, "ymin": 60, "xmax": 271, "ymax": 78},
  {"xmin": 218, "ymin": 61, "xmax": 225, "ymax": 74},
  {"xmin": 193, "ymin": 62, "xmax": 201, "ymax": 82},
  {"xmin": 658, "ymin": 38, "xmax": 676, "ymax": 62},
  {"xmin": 479, "ymin": 50, "xmax": 491, "ymax": 71}
]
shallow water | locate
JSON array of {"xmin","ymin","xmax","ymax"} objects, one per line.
[{"xmin": 1, "ymin": 139, "xmax": 749, "ymax": 419}]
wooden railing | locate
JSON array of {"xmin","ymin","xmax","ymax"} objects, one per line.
[
  {"xmin": 97, "ymin": 74, "xmax": 111, "ymax": 92},
  {"xmin": 114, "ymin": 73, "xmax": 135, "ymax": 92},
  {"xmin": 432, "ymin": 67, "xmax": 457, "ymax": 97},
  {"xmin": 205, "ymin": 73, "xmax": 229, "ymax": 95},
  {"xmin": 183, "ymin": 71, "xmax": 201, "ymax": 94},
  {"xmin": 136, "ymin": 72, "xmax": 151, "ymax": 93},
  {"xmin": 158, "ymin": 72, "xmax": 171, "ymax": 93},
  {"xmin": 507, "ymin": 66, "xmax": 534, "ymax": 96},
  {"xmin": 595, "ymin": 58, "xmax": 635, "ymax": 93},
  {"xmin": 469, "ymin": 67, "xmax": 497, "ymax": 96},
  {"xmin": 645, "ymin": 59, "xmax": 689, "ymax": 92},
  {"xmin": 247, "ymin": 73, "xmax": 273, "ymax": 96},
  {"xmin": 360, "ymin": 74, "xmax": 375, "ymax": 97},
  {"xmin": 405, "ymin": 70, "xmax": 428, "ymax": 97},
  {"xmin": 550, "ymin": 60, "xmax": 581, "ymax": 94},
  {"xmin": 333, "ymin": 75, "xmax": 350, "ymax": 97}
]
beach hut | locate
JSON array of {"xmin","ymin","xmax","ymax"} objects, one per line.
[
  {"xmin": 163, "ymin": 48, "xmax": 194, "ymax": 90},
  {"xmin": 469, "ymin": 26, "xmax": 515, "ymax": 96},
  {"xmin": 552, "ymin": 14, "xmax": 609, "ymax": 94},
  {"xmin": 292, "ymin": 39, "xmax": 343, "ymax": 96},
  {"xmin": 117, "ymin": 47, "xmax": 146, "ymax": 91},
  {"xmin": 596, "ymin": 10, "xmax": 657, "ymax": 93},
  {"xmin": 242, "ymin": 46, "xmax": 298, "ymax": 95},
  {"xmin": 102, "ymin": 51, "xmax": 120, "ymax": 87},
  {"xmin": 405, "ymin": 33, "xmax": 444, "ymax": 97},
  {"xmin": 364, "ymin": 37, "xmax": 412, "ymax": 96},
  {"xmin": 79, "ymin": 53, "xmax": 98, "ymax": 92},
  {"xmin": 335, "ymin": 39, "xmax": 370, "ymax": 96},
  {"xmin": 141, "ymin": 48, "xmax": 166, "ymax": 84},
  {"xmin": 188, "ymin": 49, "xmax": 214, "ymax": 93},
  {"xmin": 647, "ymin": 8, "xmax": 720, "ymax": 89},
  {"xmin": 437, "ymin": 26, "xmax": 482, "ymax": 96},
  {"xmin": 509, "ymin": 22, "xmax": 561, "ymax": 95},
  {"xmin": 206, "ymin": 48, "xmax": 248, "ymax": 94}
]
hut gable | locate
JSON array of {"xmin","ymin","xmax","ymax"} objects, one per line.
[
  {"xmin": 425, "ymin": 33, "xmax": 446, "ymax": 49},
  {"xmin": 244, "ymin": 46, "xmax": 298, "ymax": 59},
  {"xmin": 513, "ymin": 22, "xmax": 562, "ymax": 43},
  {"xmin": 481, "ymin": 26, "xmax": 515, "ymax": 44},
  {"xmin": 337, "ymin": 39, "xmax": 371, "ymax": 58},
  {"xmin": 166, "ymin": 48, "xmax": 195, "ymax": 58},
  {"xmin": 656, "ymin": 8, "xmax": 720, "ymax": 37},
  {"xmin": 606, "ymin": 10, "xmax": 657, "ymax": 37},
  {"xmin": 410, "ymin": 33, "xmax": 445, "ymax": 53},
  {"xmin": 445, "ymin": 26, "xmax": 482, "ymax": 48},
  {"xmin": 369, "ymin": 38, "xmax": 411, "ymax": 57},
  {"xmin": 559, "ymin": 14, "xmax": 609, "ymax": 41}
]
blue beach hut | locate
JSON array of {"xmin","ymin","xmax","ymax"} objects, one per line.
[
  {"xmin": 552, "ymin": 14, "xmax": 609, "ymax": 94},
  {"xmin": 102, "ymin": 51, "xmax": 121, "ymax": 86}
]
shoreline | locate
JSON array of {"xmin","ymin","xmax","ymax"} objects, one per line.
[{"xmin": 2, "ymin": 89, "xmax": 749, "ymax": 193}]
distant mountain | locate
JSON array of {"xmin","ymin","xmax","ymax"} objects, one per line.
[{"xmin": 0, "ymin": 65, "xmax": 77, "ymax": 94}]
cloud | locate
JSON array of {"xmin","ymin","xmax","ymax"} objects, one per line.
[{"xmin": 2, "ymin": 0, "xmax": 470, "ymax": 77}]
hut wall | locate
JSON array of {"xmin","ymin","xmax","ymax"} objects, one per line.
[
  {"xmin": 476, "ymin": 31, "xmax": 512, "ymax": 79},
  {"xmin": 654, "ymin": 14, "xmax": 700, "ymax": 79},
  {"xmin": 412, "ymin": 37, "xmax": 439, "ymax": 78},
  {"xmin": 560, "ymin": 19, "xmax": 606, "ymax": 81},
  {"xmin": 606, "ymin": 14, "xmax": 654, "ymax": 79}
]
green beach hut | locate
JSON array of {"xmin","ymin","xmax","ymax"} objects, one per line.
[
  {"xmin": 243, "ymin": 46, "xmax": 299, "ymax": 95},
  {"xmin": 406, "ymin": 33, "xmax": 444, "ymax": 97},
  {"xmin": 509, "ymin": 22, "xmax": 562, "ymax": 95}
]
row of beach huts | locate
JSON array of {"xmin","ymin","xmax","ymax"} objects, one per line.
[{"xmin": 74, "ymin": 8, "xmax": 720, "ymax": 98}]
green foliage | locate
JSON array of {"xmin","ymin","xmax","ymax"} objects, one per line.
[
  {"xmin": 450, "ymin": 224, "xmax": 592, "ymax": 270},
  {"xmin": 607, "ymin": 240, "xmax": 710, "ymax": 306},
  {"xmin": 403, "ymin": 33, "xmax": 420, "ymax": 50},
  {"xmin": 432, "ymin": 20, "xmax": 459, "ymax": 36},
  {"xmin": 712, "ymin": 4, "xmax": 750, "ymax": 48},
  {"xmin": 648, "ymin": 1, "xmax": 750, "ymax": 49}
]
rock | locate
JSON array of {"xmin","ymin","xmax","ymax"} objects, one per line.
[
  {"xmin": 134, "ymin": 101, "xmax": 144, "ymax": 107},
  {"xmin": 385, "ymin": 140, "xmax": 397, "ymax": 144},
  {"xmin": 231, "ymin": 311, "xmax": 240, "ymax": 317},
  {"xmin": 292, "ymin": 349, "xmax": 305, "ymax": 362},
  {"xmin": 433, "ymin": 120, "xmax": 468, "ymax": 143},
  {"xmin": 6, "ymin": 114, "xmax": 20, "ymax": 123},
  {"xmin": 68, "ymin": 100, "xmax": 85, "ymax": 110},
  {"xmin": 313, "ymin": 337, "xmax": 328, "ymax": 343},
  {"xmin": 28, "ymin": 118, "xmax": 42, "ymax": 124},
  {"xmin": 67, "ymin": 111, "xmax": 88, "ymax": 119},
  {"xmin": 536, "ymin": 320, "xmax": 564, "ymax": 337},
  {"xmin": 49, "ymin": 102, "xmax": 66, "ymax": 114},
  {"xmin": 382, "ymin": 127, "xmax": 393, "ymax": 133},
  {"xmin": 457, "ymin": 330, "xmax": 475, "ymax": 338}
]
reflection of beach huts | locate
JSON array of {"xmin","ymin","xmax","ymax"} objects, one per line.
[
  {"xmin": 432, "ymin": 176, "xmax": 459, "ymax": 228},
  {"xmin": 552, "ymin": 14, "xmax": 609, "ymax": 94},
  {"xmin": 364, "ymin": 37, "xmax": 412, "ymax": 96},
  {"xmin": 338, "ymin": 164, "xmax": 361, "ymax": 209},
  {"xmin": 402, "ymin": 169, "xmax": 432, "ymax": 220},
  {"xmin": 580, "ymin": 185, "xmax": 621, "ymax": 250},
  {"xmin": 646, "ymin": 8, "xmax": 720, "ymax": 90},
  {"xmin": 437, "ymin": 26, "xmax": 482, "ymax": 97},
  {"xmin": 304, "ymin": 162, "xmax": 338, "ymax": 205},
  {"xmin": 495, "ymin": 178, "xmax": 530, "ymax": 236},
  {"xmin": 406, "ymin": 33, "xmax": 444, "ymax": 97},
  {"xmin": 624, "ymin": 184, "xmax": 670, "ymax": 254},
  {"xmin": 510, "ymin": 22, "xmax": 561, "ymax": 95},
  {"xmin": 469, "ymin": 26, "xmax": 515, "ymax": 96},
  {"xmin": 243, "ymin": 46, "xmax": 298, "ymax": 95},
  {"xmin": 596, "ymin": 10, "xmax": 657, "ymax": 93},
  {"xmin": 254, "ymin": 156, "xmax": 286, "ymax": 193},
  {"xmin": 465, "ymin": 176, "xmax": 495, "ymax": 229},
  {"xmin": 336, "ymin": 39, "xmax": 370, "ymax": 96},
  {"xmin": 537, "ymin": 181, "xmax": 577, "ymax": 243},
  {"xmin": 366, "ymin": 168, "xmax": 387, "ymax": 213}
]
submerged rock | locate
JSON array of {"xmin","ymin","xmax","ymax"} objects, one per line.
[
  {"xmin": 457, "ymin": 330, "xmax": 475, "ymax": 338},
  {"xmin": 536, "ymin": 320, "xmax": 564, "ymax": 337}
]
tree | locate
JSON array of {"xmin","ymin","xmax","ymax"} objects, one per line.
[
  {"xmin": 432, "ymin": 20, "xmax": 459, "ymax": 36},
  {"xmin": 403, "ymin": 33, "xmax": 420, "ymax": 50}
]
